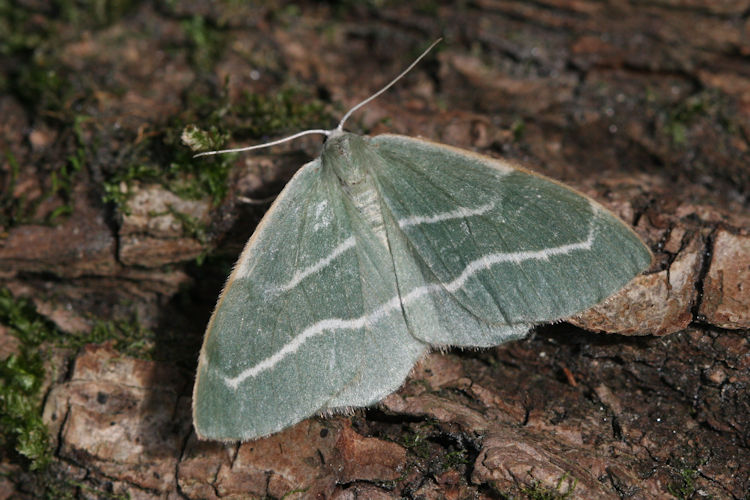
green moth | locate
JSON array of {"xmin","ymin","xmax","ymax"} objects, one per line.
[{"xmin": 192, "ymin": 42, "xmax": 652, "ymax": 441}]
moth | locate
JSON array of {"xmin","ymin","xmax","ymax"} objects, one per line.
[{"xmin": 192, "ymin": 41, "xmax": 652, "ymax": 441}]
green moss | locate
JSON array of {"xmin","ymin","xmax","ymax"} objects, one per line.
[
  {"xmin": 100, "ymin": 80, "xmax": 227, "ymax": 212},
  {"xmin": 661, "ymin": 90, "xmax": 735, "ymax": 148},
  {"xmin": 0, "ymin": 2, "xmax": 142, "ymax": 230},
  {"xmin": 0, "ymin": 6, "xmax": 90, "ymax": 229},
  {"xmin": 666, "ymin": 455, "xmax": 707, "ymax": 500},
  {"xmin": 228, "ymin": 86, "xmax": 332, "ymax": 140},
  {"xmin": 181, "ymin": 124, "xmax": 229, "ymax": 153},
  {"xmin": 0, "ymin": 289, "xmax": 60, "ymax": 347},
  {"xmin": 0, "ymin": 118, "xmax": 86, "ymax": 230},
  {"xmin": 0, "ymin": 289, "xmax": 58, "ymax": 471},
  {"xmin": 179, "ymin": 85, "xmax": 330, "ymax": 204},
  {"xmin": 80, "ymin": 318, "xmax": 156, "ymax": 360},
  {"xmin": 169, "ymin": 204, "xmax": 209, "ymax": 240},
  {"xmin": 439, "ymin": 449, "xmax": 469, "ymax": 471},
  {"xmin": 0, "ymin": 349, "xmax": 50, "ymax": 470},
  {"xmin": 0, "ymin": 289, "xmax": 157, "ymax": 357},
  {"xmin": 6, "ymin": 144, "xmax": 82, "ymax": 228},
  {"xmin": 0, "ymin": 0, "xmax": 137, "ymax": 42},
  {"xmin": 280, "ymin": 486, "xmax": 309, "ymax": 499},
  {"xmin": 13, "ymin": 60, "xmax": 73, "ymax": 114},
  {"xmin": 663, "ymin": 96, "xmax": 706, "ymax": 147},
  {"xmin": 0, "ymin": 1, "xmax": 50, "ymax": 56},
  {"xmin": 0, "ymin": 283, "xmax": 160, "ymax": 497},
  {"xmin": 520, "ymin": 472, "xmax": 578, "ymax": 500},
  {"xmin": 270, "ymin": 4, "xmax": 302, "ymax": 26},
  {"xmin": 58, "ymin": 0, "xmax": 138, "ymax": 28},
  {"xmin": 511, "ymin": 118, "xmax": 526, "ymax": 141},
  {"xmin": 105, "ymin": 84, "xmax": 330, "ymax": 227},
  {"xmin": 101, "ymin": 121, "xmax": 234, "ymax": 213},
  {"xmin": 0, "ymin": 287, "xmax": 156, "ymax": 479},
  {"xmin": 0, "ymin": 290, "xmax": 157, "ymax": 357},
  {"xmin": 101, "ymin": 119, "xmax": 232, "ymax": 257},
  {"xmin": 400, "ymin": 430, "xmax": 432, "ymax": 459},
  {"xmin": 166, "ymin": 206, "xmax": 211, "ymax": 265},
  {"xmin": 667, "ymin": 467, "xmax": 698, "ymax": 499},
  {"xmin": 181, "ymin": 14, "xmax": 228, "ymax": 71}
]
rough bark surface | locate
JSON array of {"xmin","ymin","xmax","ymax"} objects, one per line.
[{"xmin": 0, "ymin": 2, "xmax": 748, "ymax": 499}]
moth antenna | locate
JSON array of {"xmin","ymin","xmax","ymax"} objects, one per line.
[
  {"xmin": 193, "ymin": 129, "xmax": 331, "ymax": 158},
  {"xmin": 236, "ymin": 195, "xmax": 277, "ymax": 205},
  {"xmin": 336, "ymin": 38, "xmax": 442, "ymax": 132},
  {"xmin": 193, "ymin": 38, "xmax": 441, "ymax": 158}
]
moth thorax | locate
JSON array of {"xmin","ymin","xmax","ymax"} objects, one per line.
[
  {"xmin": 321, "ymin": 133, "xmax": 387, "ymax": 241},
  {"xmin": 322, "ymin": 132, "xmax": 373, "ymax": 187}
]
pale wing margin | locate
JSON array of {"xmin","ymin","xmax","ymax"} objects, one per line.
[
  {"xmin": 369, "ymin": 134, "xmax": 652, "ymax": 332},
  {"xmin": 193, "ymin": 158, "xmax": 424, "ymax": 441}
]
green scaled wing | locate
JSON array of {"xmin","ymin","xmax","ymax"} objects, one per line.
[
  {"xmin": 193, "ymin": 157, "xmax": 425, "ymax": 441},
  {"xmin": 369, "ymin": 134, "xmax": 652, "ymax": 341},
  {"xmin": 193, "ymin": 130, "xmax": 652, "ymax": 442}
]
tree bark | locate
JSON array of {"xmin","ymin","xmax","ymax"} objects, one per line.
[{"xmin": 0, "ymin": 1, "xmax": 748, "ymax": 499}]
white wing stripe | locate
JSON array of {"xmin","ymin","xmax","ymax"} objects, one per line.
[
  {"xmin": 223, "ymin": 221, "xmax": 597, "ymax": 389},
  {"xmin": 264, "ymin": 202, "xmax": 495, "ymax": 294},
  {"xmin": 269, "ymin": 237, "xmax": 357, "ymax": 293},
  {"xmin": 441, "ymin": 224, "xmax": 595, "ymax": 294},
  {"xmin": 398, "ymin": 202, "xmax": 494, "ymax": 228}
]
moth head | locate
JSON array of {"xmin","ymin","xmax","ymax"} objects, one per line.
[{"xmin": 321, "ymin": 131, "xmax": 372, "ymax": 186}]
